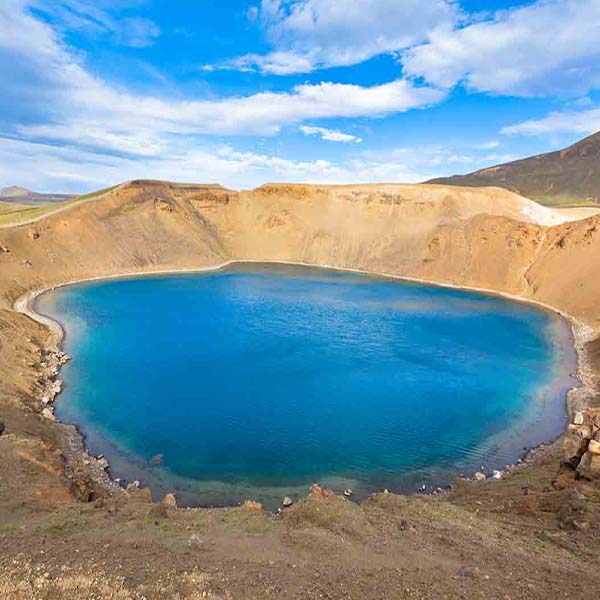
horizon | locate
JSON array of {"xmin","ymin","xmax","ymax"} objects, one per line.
[{"xmin": 2, "ymin": 0, "xmax": 600, "ymax": 193}]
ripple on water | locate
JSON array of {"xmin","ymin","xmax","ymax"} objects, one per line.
[{"xmin": 36, "ymin": 263, "xmax": 577, "ymax": 508}]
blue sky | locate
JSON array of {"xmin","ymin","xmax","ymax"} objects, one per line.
[{"xmin": 1, "ymin": 0, "xmax": 600, "ymax": 192}]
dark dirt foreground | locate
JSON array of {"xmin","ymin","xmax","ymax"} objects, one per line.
[{"xmin": 2, "ymin": 430, "xmax": 600, "ymax": 600}]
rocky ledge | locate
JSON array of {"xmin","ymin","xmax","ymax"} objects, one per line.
[{"xmin": 564, "ymin": 408, "xmax": 600, "ymax": 478}]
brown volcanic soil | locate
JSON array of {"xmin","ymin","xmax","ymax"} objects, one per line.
[{"xmin": 1, "ymin": 180, "xmax": 600, "ymax": 599}]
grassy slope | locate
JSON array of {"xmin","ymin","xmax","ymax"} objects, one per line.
[{"xmin": 0, "ymin": 186, "xmax": 118, "ymax": 227}]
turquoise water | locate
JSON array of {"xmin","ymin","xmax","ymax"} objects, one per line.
[{"xmin": 37, "ymin": 263, "xmax": 576, "ymax": 507}]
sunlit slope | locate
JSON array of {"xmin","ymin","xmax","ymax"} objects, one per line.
[{"xmin": 428, "ymin": 131, "xmax": 600, "ymax": 207}]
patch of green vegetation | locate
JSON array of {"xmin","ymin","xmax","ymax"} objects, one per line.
[
  {"xmin": 533, "ymin": 196, "xmax": 600, "ymax": 208},
  {"xmin": 220, "ymin": 507, "xmax": 273, "ymax": 534},
  {"xmin": 0, "ymin": 198, "xmax": 78, "ymax": 226},
  {"xmin": 0, "ymin": 201, "xmax": 32, "ymax": 215},
  {"xmin": 193, "ymin": 511, "xmax": 209, "ymax": 531},
  {"xmin": 75, "ymin": 184, "xmax": 119, "ymax": 201},
  {"xmin": 36, "ymin": 510, "xmax": 90, "ymax": 535},
  {"xmin": 282, "ymin": 496, "xmax": 372, "ymax": 540},
  {"xmin": 0, "ymin": 185, "xmax": 118, "ymax": 227}
]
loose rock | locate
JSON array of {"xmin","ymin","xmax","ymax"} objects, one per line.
[
  {"xmin": 576, "ymin": 451, "xmax": 600, "ymax": 479},
  {"xmin": 126, "ymin": 480, "xmax": 140, "ymax": 493},
  {"xmin": 457, "ymin": 565, "xmax": 479, "ymax": 578},
  {"xmin": 41, "ymin": 407, "xmax": 56, "ymax": 421},
  {"xmin": 163, "ymin": 493, "xmax": 177, "ymax": 508},
  {"xmin": 588, "ymin": 439, "xmax": 600, "ymax": 455},
  {"xmin": 309, "ymin": 483, "xmax": 322, "ymax": 497},
  {"xmin": 188, "ymin": 534, "xmax": 204, "ymax": 548}
]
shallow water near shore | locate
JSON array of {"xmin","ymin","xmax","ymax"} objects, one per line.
[{"xmin": 37, "ymin": 263, "xmax": 577, "ymax": 507}]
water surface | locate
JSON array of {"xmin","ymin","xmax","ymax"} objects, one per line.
[{"xmin": 37, "ymin": 264, "xmax": 577, "ymax": 507}]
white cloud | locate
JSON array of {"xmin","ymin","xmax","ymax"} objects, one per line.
[
  {"xmin": 0, "ymin": 135, "xmax": 519, "ymax": 193},
  {"xmin": 32, "ymin": 0, "xmax": 161, "ymax": 48},
  {"xmin": 214, "ymin": 0, "xmax": 457, "ymax": 74},
  {"xmin": 0, "ymin": 0, "xmax": 444, "ymax": 159},
  {"xmin": 501, "ymin": 108, "xmax": 600, "ymax": 136},
  {"xmin": 300, "ymin": 125, "xmax": 362, "ymax": 143},
  {"xmin": 0, "ymin": 137, "xmax": 432, "ymax": 193},
  {"xmin": 402, "ymin": 0, "xmax": 600, "ymax": 97},
  {"xmin": 478, "ymin": 140, "xmax": 499, "ymax": 150}
]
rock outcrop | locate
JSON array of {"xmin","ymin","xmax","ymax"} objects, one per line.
[{"xmin": 564, "ymin": 409, "xmax": 600, "ymax": 478}]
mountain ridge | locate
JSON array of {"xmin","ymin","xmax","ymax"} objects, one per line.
[
  {"xmin": 0, "ymin": 185, "xmax": 75, "ymax": 204},
  {"xmin": 427, "ymin": 131, "xmax": 600, "ymax": 206}
]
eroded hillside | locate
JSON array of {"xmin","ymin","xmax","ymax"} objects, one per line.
[{"xmin": 1, "ymin": 180, "xmax": 600, "ymax": 600}]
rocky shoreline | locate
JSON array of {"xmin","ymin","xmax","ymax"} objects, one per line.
[{"xmin": 12, "ymin": 260, "xmax": 600, "ymax": 508}]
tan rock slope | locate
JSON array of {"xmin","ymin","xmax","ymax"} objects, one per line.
[
  {"xmin": 1, "ymin": 179, "xmax": 600, "ymax": 599},
  {"xmin": 2, "ymin": 179, "xmax": 600, "ymax": 326}
]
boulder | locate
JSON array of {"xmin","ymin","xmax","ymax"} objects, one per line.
[
  {"xmin": 309, "ymin": 483, "xmax": 322, "ymax": 497},
  {"xmin": 41, "ymin": 407, "xmax": 56, "ymax": 421},
  {"xmin": 57, "ymin": 353, "xmax": 71, "ymax": 365},
  {"xmin": 126, "ymin": 480, "xmax": 140, "ymax": 493},
  {"xmin": 474, "ymin": 471, "xmax": 486, "ymax": 481},
  {"xmin": 576, "ymin": 451, "xmax": 600, "ymax": 480},
  {"xmin": 564, "ymin": 424, "xmax": 590, "ymax": 465},
  {"xmin": 564, "ymin": 409, "xmax": 600, "ymax": 475},
  {"xmin": 163, "ymin": 493, "xmax": 177, "ymax": 508},
  {"xmin": 308, "ymin": 482, "xmax": 335, "ymax": 498},
  {"xmin": 588, "ymin": 439, "xmax": 600, "ymax": 455},
  {"xmin": 282, "ymin": 496, "xmax": 293, "ymax": 507}
]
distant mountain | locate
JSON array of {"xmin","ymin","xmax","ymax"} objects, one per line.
[
  {"xmin": 0, "ymin": 186, "xmax": 75, "ymax": 204},
  {"xmin": 427, "ymin": 131, "xmax": 600, "ymax": 206}
]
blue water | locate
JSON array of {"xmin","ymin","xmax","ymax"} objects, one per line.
[{"xmin": 37, "ymin": 263, "xmax": 576, "ymax": 507}]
